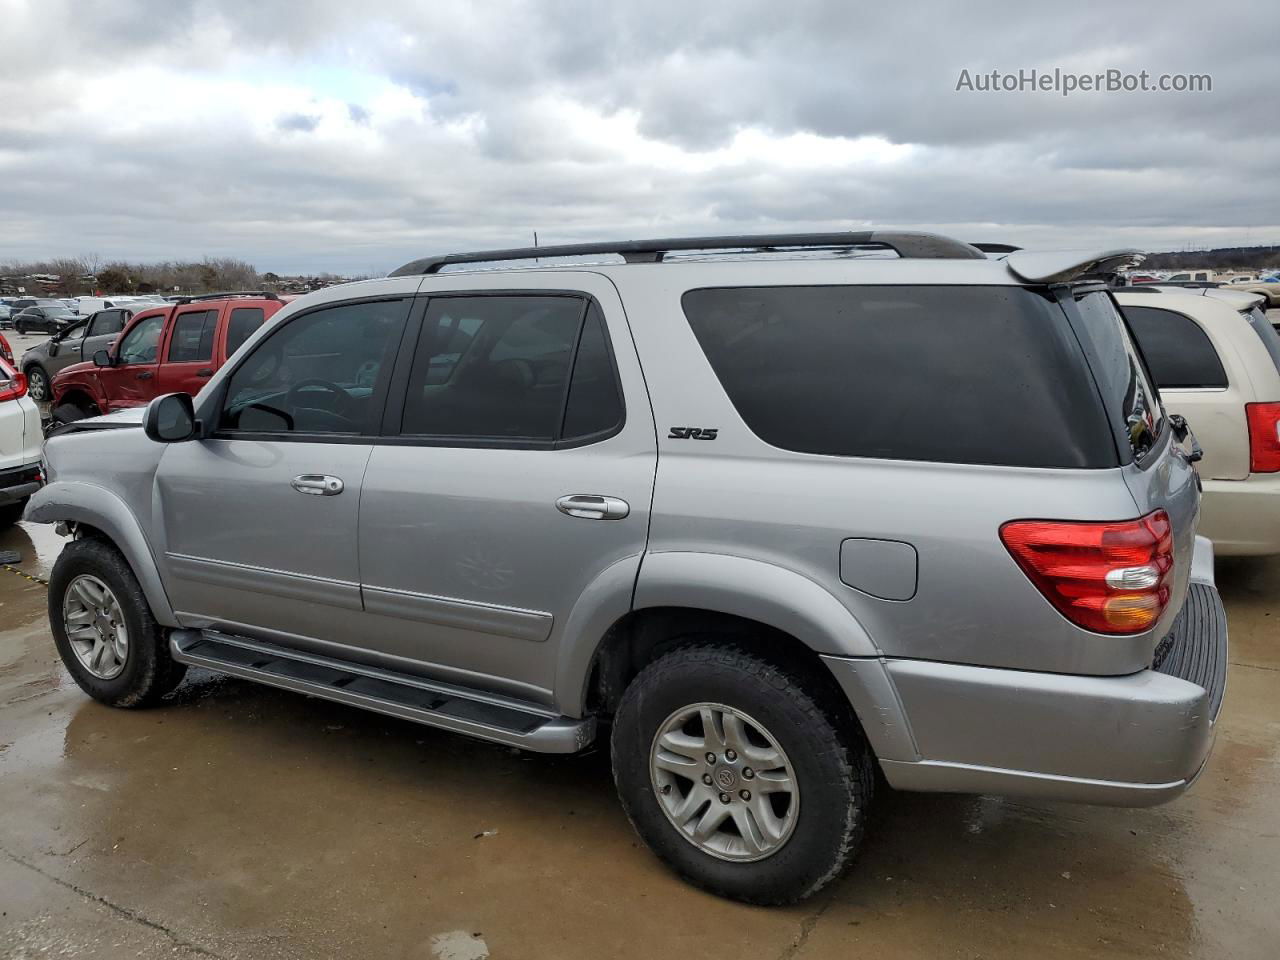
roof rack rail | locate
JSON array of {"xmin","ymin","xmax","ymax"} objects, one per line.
[
  {"xmin": 390, "ymin": 230, "xmax": 985, "ymax": 276},
  {"xmin": 970, "ymin": 242, "xmax": 1023, "ymax": 254},
  {"xmin": 173, "ymin": 291, "xmax": 283, "ymax": 305}
]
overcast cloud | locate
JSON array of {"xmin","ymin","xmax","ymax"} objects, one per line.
[{"xmin": 1, "ymin": 0, "xmax": 1276, "ymax": 274}]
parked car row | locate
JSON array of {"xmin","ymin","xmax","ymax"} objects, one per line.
[
  {"xmin": 43, "ymin": 291, "xmax": 285, "ymax": 420},
  {"xmin": 25, "ymin": 232, "xmax": 1229, "ymax": 905}
]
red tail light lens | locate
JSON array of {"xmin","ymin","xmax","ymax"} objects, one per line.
[
  {"xmin": 1000, "ymin": 511, "xmax": 1173, "ymax": 635},
  {"xmin": 0, "ymin": 372, "xmax": 27, "ymax": 402},
  {"xmin": 1246, "ymin": 402, "xmax": 1280, "ymax": 473}
]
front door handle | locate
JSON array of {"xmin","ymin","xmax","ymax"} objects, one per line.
[
  {"xmin": 196, "ymin": 368, "xmax": 213, "ymax": 378},
  {"xmin": 291, "ymin": 474, "xmax": 344, "ymax": 496},
  {"xmin": 136, "ymin": 370, "xmax": 153, "ymax": 380},
  {"xmin": 556, "ymin": 495, "xmax": 629, "ymax": 520}
]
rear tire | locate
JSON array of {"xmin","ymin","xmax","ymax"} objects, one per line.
[
  {"xmin": 611, "ymin": 643, "xmax": 874, "ymax": 905},
  {"xmin": 49, "ymin": 538, "xmax": 186, "ymax": 707}
]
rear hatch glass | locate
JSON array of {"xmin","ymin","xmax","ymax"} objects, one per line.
[
  {"xmin": 682, "ymin": 285, "xmax": 1117, "ymax": 468},
  {"xmin": 1062, "ymin": 291, "xmax": 1165, "ymax": 464},
  {"xmin": 1243, "ymin": 305, "xmax": 1280, "ymax": 374}
]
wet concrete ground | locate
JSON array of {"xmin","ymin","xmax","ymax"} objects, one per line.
[{"xmin": 1, "ymin": 520, "xmax": 1277, "ymax": 960}]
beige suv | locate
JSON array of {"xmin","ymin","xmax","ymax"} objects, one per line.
[{"xmin": 1116, "ymin": 286, "xmax": 1280, "ymax": 555}]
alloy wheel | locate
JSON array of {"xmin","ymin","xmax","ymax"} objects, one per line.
[
  {"xmin": 62, "ymin": 574, "xmax": 129, "ymax": 680},
  {"xmin": 650, "ymin": 702, "xmax": 799, "ymax": 862}
]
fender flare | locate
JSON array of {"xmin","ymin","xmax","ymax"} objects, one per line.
[
  {"xmin": 554, "ymin": 551, "xmax": 881, "ymax": 717},
  {"xmin": 25, "ymin": 481, "xmax": 178, "ymax": 626},
  {"xmin": 632, "ymin": 552, "xmax": 880, "ymax": 658}
]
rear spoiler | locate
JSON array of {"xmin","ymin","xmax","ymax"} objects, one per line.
[{"xmin": 1005, "ymin": 249, "xmax": 1145, "ymax": 284}]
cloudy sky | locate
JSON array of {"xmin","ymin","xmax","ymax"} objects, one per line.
[{"xmin": 1, "ymin": 0, "xmax": 1276, "ymax": 274}]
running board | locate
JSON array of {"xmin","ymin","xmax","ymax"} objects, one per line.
[{"xmin": 169, "ymin": 630, "xmax": 595, "ymax": 753}]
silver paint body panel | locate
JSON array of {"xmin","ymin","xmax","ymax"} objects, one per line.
[{"xmin": 28, "ymin": 253, "xmax": 1224, "ymax": 806}]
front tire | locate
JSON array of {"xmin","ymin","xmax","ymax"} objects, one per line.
[
  {"xmin": 24, "ymin": 365, "xmax": 49, "ymax": 402},
  {"xmin": 611, "ymin": 644, "xmax": 874, "ymax": 905},
  {"xmin": 49, "ymin": 538, "xmax": 186, "ymax": 707}
]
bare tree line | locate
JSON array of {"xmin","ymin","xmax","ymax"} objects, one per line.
[{"xmin": 0, "ymin": 255, "xmax": 263, "ymax": 295}]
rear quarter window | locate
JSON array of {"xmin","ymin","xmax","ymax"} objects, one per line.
[
  {"xmin": 681, "ymin": 285, "xmax": 1116, "ymax": 468},
  {"xmin": 1121, "ymin": 305, "xmax": 1228, "ymax": 389}
]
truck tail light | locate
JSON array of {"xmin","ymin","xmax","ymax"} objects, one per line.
[
  {"xmin": 0, "ymin": 371, "xmax": 27, "ymax": 402},
  {"xmin": 999, "ymin": 511, "xmax": 1173, "ymax": 635},
  {"xmin": 1245, "ymin": 402, "xmax": 1280, "ymax": 473}
]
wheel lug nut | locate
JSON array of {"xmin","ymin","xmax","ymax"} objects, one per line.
[
  {"xmin": 702, "ymin": 774, "xmax": 713, "ymax": 786},
  {"xmin": 739, "ymin": 789, "xmax": 751, "ymax": 801},
  {"xmin": 743, "ymin": 768, "xmax": 754, "ymax": 779},
  {"xmin": 661, "ymin": 784, "xmax": 671, "ymax": 795},
  {"xmin": 725, "ymin": 749, "xmax": 737, "ymax": 761},
  {"xmin": 719, "ymin": 793, "xmax": 730, "ymax": 804},
  {"xmin": 705, "ymin": 753, "xmax": 716, "ymax": 764}
]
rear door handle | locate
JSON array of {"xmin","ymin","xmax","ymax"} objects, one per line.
[
  {"xmin": 291, "ymin": 475, "xmax": 344, "ymax": 496},
  {"xmin": 556, "ymin": 495, "xmax": 629, "ymax": 520},
  {"xmin": 196, "ymin": 368, "xmax": 213, "ymax": 378}
]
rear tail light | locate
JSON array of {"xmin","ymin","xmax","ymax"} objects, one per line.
[
  {"xmin": 1245, "ymin": 402, "xmax": 1280, "ymax": 473},
  {"xmin": 0, "ymin": 371, "xmax": 27, "ymax": 402},
  {"xmin": 1000, "ymin": 511, "xmax": 1173, "ymax": 635}
]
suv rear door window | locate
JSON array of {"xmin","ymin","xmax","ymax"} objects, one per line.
[
  {"xmin": 1121, "ymin": 305, "xmax": 1228, "ymax": 388},
  {"xmin": 399, "ymin": 295, "xmax": 618, "ymax": 443},
  {"xmin": 225, "ymin": 307, "xmax": 266, "ymax": 356},
  {"xmin": 1243, "ymin": 306, "xmax": 1280, "ymax": 374},
  {"xmin": 168, "ymin": 309, "xmax": 218, "ymax": 363},
  {"xmin": 682, "ymin": 285, "xmax": 1116, "ymax": 468}
]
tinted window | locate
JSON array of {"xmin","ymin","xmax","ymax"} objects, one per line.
[
  {"xmin": 117, "ymin": 314, "xmax": 165, "ymax": 365},
  {"xmin": 220, "ymin": 299, "xmax": 406, "ymax": 435},
  {"xmin": 225, "ymin": 307, "xmax": 266, "ymax": 356},
  {"xmin": 168, "ymin": 309, "xmax": 217, "ymax": 363},
  {"xmin": 682, "ymin": 285, "xmax": 1116, "ymax": 468},
  {"xmin": 1068, "ymin": 292, "xmax": 1163, "ymax": 463},
  {"xmin": 1122, "ymin": 306, "xmax": 1228, "ymax": 389},
  {"xmin": 88, "ymin": 310, "xmax": 126, "ymax": 338},
  {"xmin": 401, "ymin": 296, "xmax": 583, "ymax": 441},
  {"xmin": 1244, "ymin": 306, "xmax": 1280, "ymax": 374},
  {"xmin": 561, "ymin": 303, "xmax": 624, "ymax": 440}
]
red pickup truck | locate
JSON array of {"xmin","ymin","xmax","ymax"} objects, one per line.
[{"xmin": 51, "ymin": 293, "xmax": 287, "ymax": 421}]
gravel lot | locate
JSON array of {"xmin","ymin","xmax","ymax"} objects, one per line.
[{"xmin": 1, "ymin": 320, "xmax": 1277, "ymax": 960}]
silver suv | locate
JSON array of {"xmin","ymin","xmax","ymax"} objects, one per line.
[{"xmin": 28, "ymin": 232, "xmax": 1228, "ymax": 904}]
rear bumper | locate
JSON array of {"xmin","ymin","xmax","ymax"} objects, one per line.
[
  {"xmin": 1199, "ymin": 474, "xmax": 1280, "ymax": 556},
  {"xmin": 825, "ymin": 555, "xmax": 1227, "ymax": 807},
  {"xmin": 0, "ymin": 462, "xmax": 43, "ymax": 505}
]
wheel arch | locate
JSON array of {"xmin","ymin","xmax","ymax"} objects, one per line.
[
  {"xmin": 556, "ymin": 552, "xmax": 880, "ymax": 720},
  {"xmin": 26, "ymin": 481, "xmax": 178, "ymax": 626}
]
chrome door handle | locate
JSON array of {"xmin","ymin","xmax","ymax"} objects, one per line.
[
  {"xmin": 556, "ymin": 495, "xmax": 629, "ymax": 520},
  {"xmin": 291, "ymin": 474, "xmax": 344, "ymax": 496}
]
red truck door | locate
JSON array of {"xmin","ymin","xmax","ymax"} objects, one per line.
[
  {"xmin": 96, "ymin": 312, "xmax": 166, "ymax": 410},
  {"xmin": 219, "ymin": 303, "xmax": 272, "ymax": 364},
  {"xmin": 156, "ymin": 306, "xmax": 223, "ymax": 397}
]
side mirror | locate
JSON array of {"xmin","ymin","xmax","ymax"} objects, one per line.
[
  {"xmin": 143, "ymin": 393, "xmax": 199, "ymax": 443},
  {"xmin": 92, "ymin": 350, "xmax": 113, "ymax": 367}
]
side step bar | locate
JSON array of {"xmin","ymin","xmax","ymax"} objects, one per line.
[{"xmin": 170, "ymin": 630, "xmax": 595, "ymax": 753}]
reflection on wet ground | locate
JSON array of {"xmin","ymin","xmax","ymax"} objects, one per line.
[{"xmin": 0, "ymin": 521, "xmax": 1276, "ymax": 959}]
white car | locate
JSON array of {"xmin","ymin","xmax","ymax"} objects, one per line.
[
  {"xmin": 1116, "ymin": 287, "xmax": 1280, "ymax": 555},
  {"xmin": 74, "ymin": 295, "xmax": 138, "ymax": 315},
  {"xmin": 0, "ymin": 357, "xmax": 44, "ymax": 527}
]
